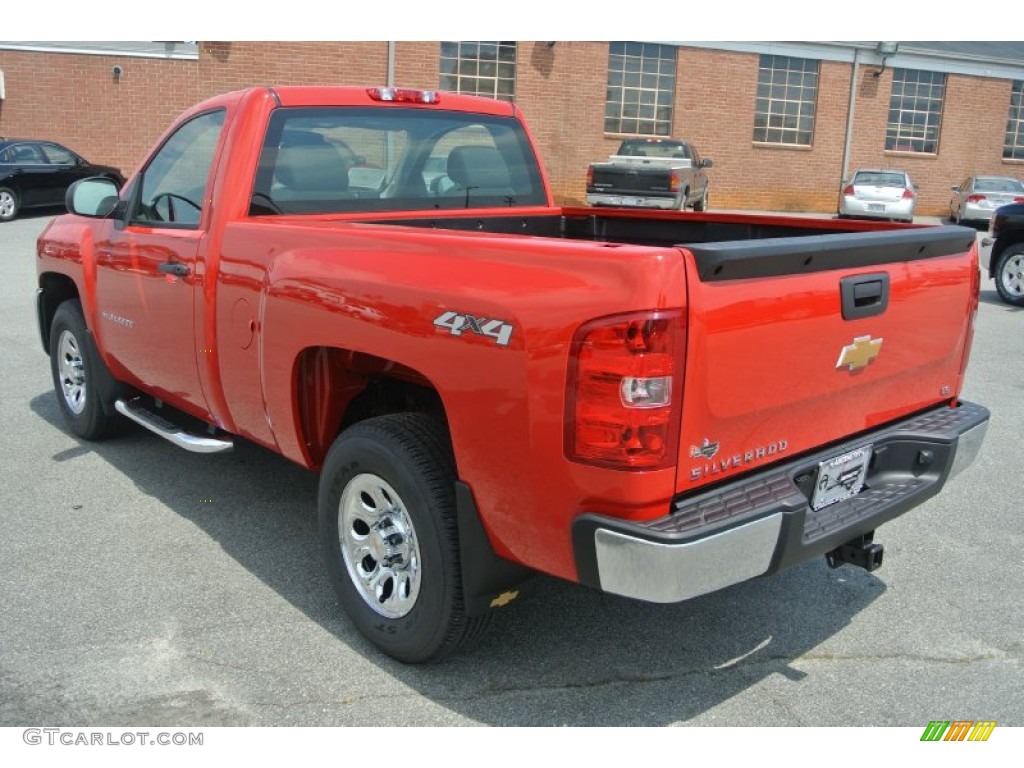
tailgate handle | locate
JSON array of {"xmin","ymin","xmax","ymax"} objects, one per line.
[{"xmin": 840, "ymin": 273, "xmax": 890, "ymax": 320}]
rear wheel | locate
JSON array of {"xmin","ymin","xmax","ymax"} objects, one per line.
[
  {"xmin": 678, "ymin": 188, "xmax": 690, "ymax": 211},
  {"xmin": 0, "ymin": 187, "xmax": 18, "ymax": 222},
  {"xmin": 694, "ymin": 186, "xmax": 708, "ymax": 212},
  {"xmin": 994, "ymin": 244, "xmax": 1024, "ymax": 307},
  {"xmin": 319, "ymin": 413, "xmax": 491, "ymax": 663}
]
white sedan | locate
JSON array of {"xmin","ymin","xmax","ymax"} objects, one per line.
[{"xmin": 838, "ymin": 169, "xmax": 917, "ymax": 223}]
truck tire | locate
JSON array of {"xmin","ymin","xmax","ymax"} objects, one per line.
[
  {"xmin": 0, "ymin": 187, "xmax": 19, "ymax": 222},
  {"xmin": 994, "ymin": 243, "xmax": 1024, "ymax": 307},
  {"xmin": 319, "ymin": 413, "xmax": 491, "ymax": 663},
  {"xmin": 678, "ymin": 187, "xmax": 690, "ymax": 211},
  {"xmin": 694, "ymin": 186, "xmax": 709, "ymax": 212},
  {"xmin": 49, "ymin": 299, "xmax": 122, "ymax": 439}
]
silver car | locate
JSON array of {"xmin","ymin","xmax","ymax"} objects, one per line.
[
  {"xmin": 950, "ymin": 175, "xmax": 1024, "ymax": 225},
  {"xmin": 838, "ymin": 169, "xmax": 917, "ymax": 223}
]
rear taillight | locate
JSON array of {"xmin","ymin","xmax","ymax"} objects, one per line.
[
  {"xmin": 586, "ymin": 166, "xmax": 594, "ymax": 189},
  {"xmin": 842, "ymin": 185, "xmax": 854, "ymax": 196},
  {"xmin": 566, "ymin": 310, "xmax": 684, "ymax": 470},
  {"xmin": 1013, "ymin": 196, "xmax": 1024, "ymax": 203},
  {"xmin": 966, "ymin": 194, "xmax": 986, "ymax": 203},
  {"xmin": 902, "ymin": 188, "xmax": 915, "ymax": 200},
  {"xmin": 669, "ymin": 171, "xmax": 681, "ymax": 193}
]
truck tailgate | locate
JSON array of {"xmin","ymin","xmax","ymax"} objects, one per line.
[{"xmin": 675, "ymin": 226, "xmax": 978, "ymax": 495}]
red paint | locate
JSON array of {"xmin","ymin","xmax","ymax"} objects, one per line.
[{"xmin": 36, "ymin": 86, "xmax": 980, "ymax": 583}]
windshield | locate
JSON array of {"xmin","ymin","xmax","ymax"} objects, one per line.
[
  {"xmin": 249, "ymin": 107, "xmax": 547, "ymax": 215},
  {"xmin": 617, "ymin": 140, "xmax": 690, "ymax": 159},
  {"xmin": 853, "ymin": 172, "xmax": 907, "ymax": 187},
  {"xmin": 974, "ymin": 177, "xmax": 1024, "ymax": 194}
]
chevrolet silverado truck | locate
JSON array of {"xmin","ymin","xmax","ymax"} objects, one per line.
[
  {"xmin": 585, "ymin": 138, "xmax": 712, "ymax": 211},
  {"xmin": 36, "ymin": 86, "xmax": 988, "ymax": 663}
]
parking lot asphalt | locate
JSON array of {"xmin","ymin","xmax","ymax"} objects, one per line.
[{"xmin": 0, "ymin": 211, "xmax": 1020, "ymax": 728}]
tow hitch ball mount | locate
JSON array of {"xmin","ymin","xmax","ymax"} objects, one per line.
[{"xmin": 825, "ymin": 531, "xmax": 884, "ymax": 572}]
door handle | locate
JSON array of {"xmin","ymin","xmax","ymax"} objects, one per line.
[
  {"xmin": 840, "ymin": 273, "xmax": 890, "ymax": 320},
  {"xmin": 157, "ymin": 261, "xmax": 191, "ymax": 277}
]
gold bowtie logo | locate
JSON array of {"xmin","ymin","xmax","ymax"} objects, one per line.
[
  {"xmin": 837, "ymin": 336, "xmax": 883, "ymax": 372},
  {"xmin": 490, "ymin": 590, "xmax": 520, "ymax": 608}
]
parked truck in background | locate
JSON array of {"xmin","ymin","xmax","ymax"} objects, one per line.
[
  {"xmin": 986, "ymin": 202, "xmax": 1024, "ymax": 306},
  {"xmin": 36, "ymin": 86, "xmax": 988, "ymax": 663},
  {"xmin": 585, "ymin": 138, "xmax": 712, "ymax": 211}
]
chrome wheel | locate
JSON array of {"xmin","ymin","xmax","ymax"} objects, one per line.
[
  {"xmin": 338, "ymin": 473, "xmax": 422, "ymax": 619},
  {"xmin": 0, "ymin": 189, "xmax": 16, "ymax": 220},
  {"xmin": 57, "ymin": 329, "xmax": 87, "ymax": 415},
  {"xmin": 999, "ymin": 251, "xmax": 1024, "ymax": 299}
]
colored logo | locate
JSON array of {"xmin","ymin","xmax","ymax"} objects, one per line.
[
  {"xmin": 920, "ymin": 720, "xmax": 997, "ymax": 742},
  {"xmin": 689, "ymin": 437, "xmax": 720, "ymax": 460}
]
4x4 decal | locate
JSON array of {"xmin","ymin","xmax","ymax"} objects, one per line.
[{"xmin": 433, "ymin": 311, "xmax": 513, "ymax": 347}]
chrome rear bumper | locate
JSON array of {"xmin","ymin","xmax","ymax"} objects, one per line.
[{"xmin": 573, "ymin": 401, "xmax": 989, "ymax": 603}]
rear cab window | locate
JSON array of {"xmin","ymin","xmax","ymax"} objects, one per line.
[{"xmin": 248, "ymin": 107, "xmax": 547, "ymax": 215}]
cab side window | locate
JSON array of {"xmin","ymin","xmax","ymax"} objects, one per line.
[{"xmin": 133, "ymin": 110, "xmax": 225, "ymax": 228}]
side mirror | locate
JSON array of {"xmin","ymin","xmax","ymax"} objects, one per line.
[
  {"xmin": 66, "ymin": 177, "xmax": 120, "ymax": 217},
  {"xmin": 950, "ymin": 185, "xmax": 959, "ymax": 192},
  {"xmin": 702, "ymin": 159, "xmax": 714, "ymax": 168}
]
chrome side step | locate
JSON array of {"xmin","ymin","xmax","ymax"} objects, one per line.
[{"xmin": 115, "ymin": 398, "xmax": 233, "ymax": 454}]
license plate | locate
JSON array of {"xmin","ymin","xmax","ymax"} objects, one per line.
[
  {"xmin": 867, "ymin": 203, "xmax": 885, "ymax": 212},
  {"xmin": 621, "ymin": 196, "xmax": 640, "ymax": 206},
  {"xmin": 811, "ymin": 446, "xmax": 872, "ymax": 511}
]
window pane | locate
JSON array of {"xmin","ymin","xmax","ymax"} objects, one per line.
[
  {"xmin": 1004, "ymin": 80, "xmax": 1024, "ymax": 160},
  {"xmin": 752, "ymin": 54, "xmax": 819, "ymax": 145},
  {"xmin": 885, "ymin": 68, "xmax": 945, "ymax": 153},
  {"xmin": 604, "ymin": 42, "xmax": 676, "ymax": 135},
  {"xmin": 438, "ymin": 42, "xmax": 516, "ymax": 102}
]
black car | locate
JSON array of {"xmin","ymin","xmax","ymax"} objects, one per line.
[{"xmin": 0, "ymin": 139, "xmax": 124, "ymax": 222}]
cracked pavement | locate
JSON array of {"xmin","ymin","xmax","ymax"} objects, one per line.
[{"xmin": 1, "ymin": 213, "xmax": 1020, "ymax": 726}]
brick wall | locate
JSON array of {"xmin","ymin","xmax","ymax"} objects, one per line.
[{"xmin": 1, "ymin": 42, "xmax": 1020, "ymax": 214}]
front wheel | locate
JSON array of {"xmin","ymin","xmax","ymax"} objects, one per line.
[
  {"xmin": 318, "ymin": 413, "xmax": 491, "ymax": 663},
  {"xmin": 49, "ymin": 300, "xmax": 122, "ymax": 439},
  {"xmin": 0, "ymin": 187, "xmax": 19, "ymax": 222},
  {"xmin": 994, "ymin": 244, "xmax": 1024, "ymax": 307}
]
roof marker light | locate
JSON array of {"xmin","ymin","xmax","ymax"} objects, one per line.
[{"xmin": 367, "ymin": 87, "xmax": 440, "ymax": 104}]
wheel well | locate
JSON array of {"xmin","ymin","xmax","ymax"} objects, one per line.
[
  {"xmin": 990, "ymin": 231, "xmax": 1024, "ymax": 275},
  {"xmin": 38, "ymin": 273, "xmax": 81, "ymax": 352},
  {"xmin": 294, "ymin": 346, "xmax": 449, "ymax": 467}
]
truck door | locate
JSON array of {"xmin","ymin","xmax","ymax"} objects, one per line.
[{"xmin": 93, "ymin": 109, "xmax": 226, "ymax": 415}]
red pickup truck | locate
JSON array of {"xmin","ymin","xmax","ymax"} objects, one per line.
[{"xmin": 36, "ymin": 86, "xmax": 989, "ymax": 663}]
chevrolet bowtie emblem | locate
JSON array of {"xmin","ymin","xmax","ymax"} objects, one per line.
[
  {"xmin": 490, "ymin": 590, "xmax": 519, "ymax": 608},
  {"xmin": 836, "ymin": 335, "xmax": 883, "ymax": 372}
]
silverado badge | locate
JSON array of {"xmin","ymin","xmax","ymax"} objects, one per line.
[
  {"xmin": 836, "ymin": 335, "xmax": 883, "ymax": 372},
  {"xmin": 690, "ymin": 438, "xmax": 720, "ymax": 460}
]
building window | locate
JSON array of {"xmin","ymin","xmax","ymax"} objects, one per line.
[
  {"xmin": 753, "ymin": 55, "xmax": 819, "ymax": 146},
  {"xmin": 439, "ymin": 42, "xmax": 516, "ymax": 101},
  {"xmin": 604, "ymin": 42, "xmax": 676, "ymax": 136},
  {"xmin": 886, "ymin": 69, "xmax": 946, "ymax": 154},
  {"xmin": 1005, "ymin": 80, "xmax": 1024, "ymax": 160}
]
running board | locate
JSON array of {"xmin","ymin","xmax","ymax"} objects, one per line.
[{"xmin": 115, "ymin": 398, "xmax": 233, "ymax": 454}]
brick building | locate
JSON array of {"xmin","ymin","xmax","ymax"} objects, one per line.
[{"xmin": 1, "ymin": 40, "xmax": 1022, "ymax": 215}]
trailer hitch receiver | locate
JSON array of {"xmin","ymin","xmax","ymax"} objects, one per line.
[{"xmin": 825, "ymin": 531, "xmax": 884, "ymax": 572}]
